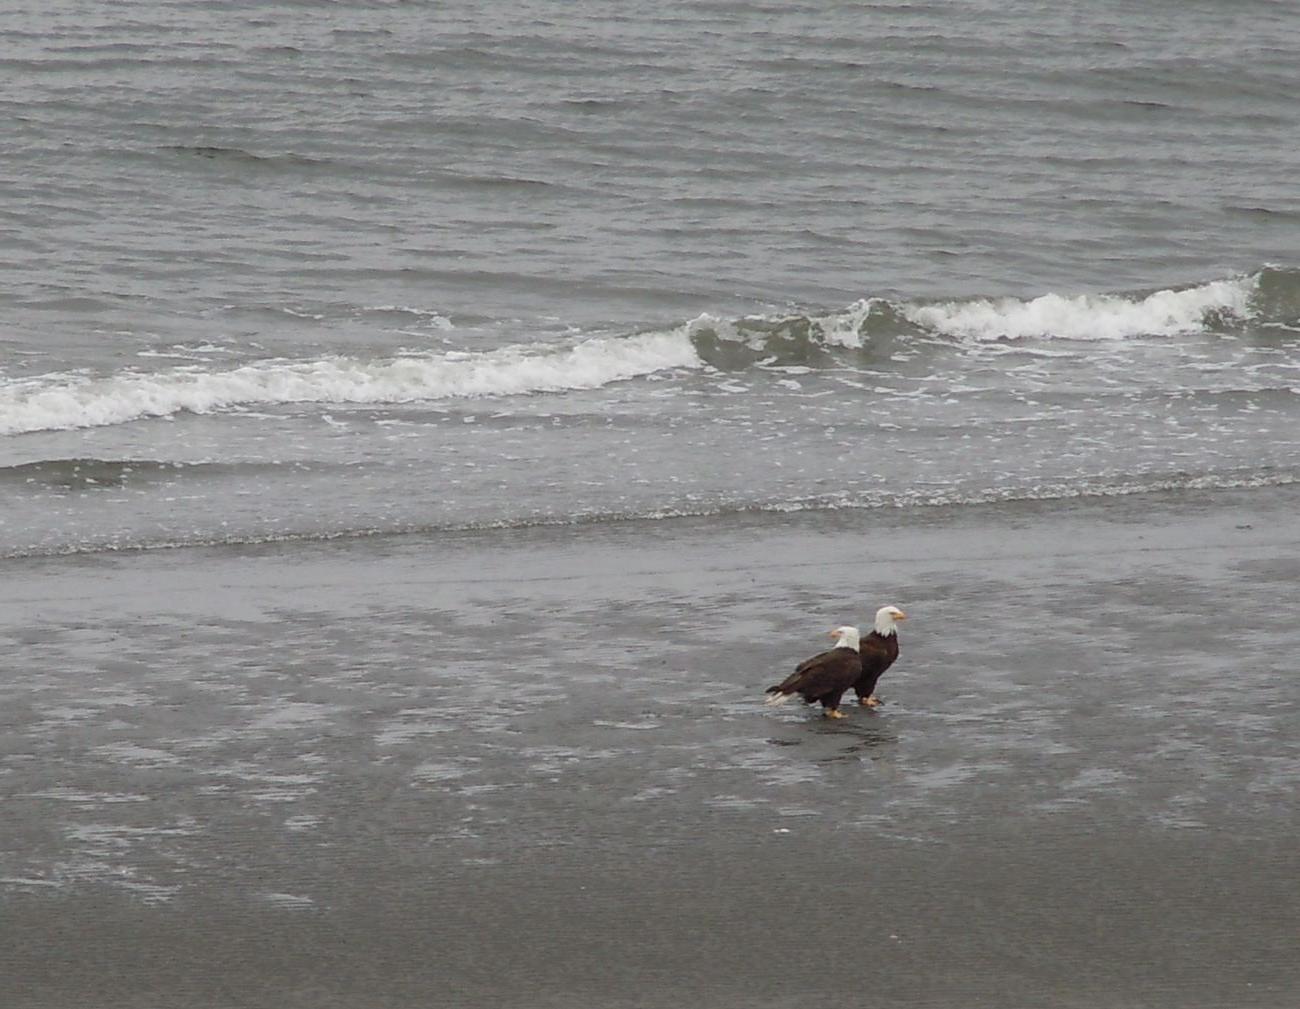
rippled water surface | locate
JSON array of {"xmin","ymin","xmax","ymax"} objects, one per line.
[{"xmin": 4, "ymin": 1, "xmax": 1300, "ymax": 557}]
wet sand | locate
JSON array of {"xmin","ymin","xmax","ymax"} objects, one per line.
[{"xmin": 2, "ymin": 487, "xmax": 1298, "ymax": 1007}]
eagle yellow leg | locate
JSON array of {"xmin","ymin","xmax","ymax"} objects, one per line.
[
  {"xmin": 860, "ymin": 695, "xmax": 882, "ymax": 708},
  {"xmin": 824, "ymin": 708, "xmax": 846, "ymax": 719}
]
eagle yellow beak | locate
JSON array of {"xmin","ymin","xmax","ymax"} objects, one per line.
[{"xmin": 895, "ymin": 610, "xmax": 908, "ymax": 620}]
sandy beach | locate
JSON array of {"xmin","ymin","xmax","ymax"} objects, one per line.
[
  {"xmin": 7, "ymin": 4, "xmax": 1300, "ymax": 1006},
  {"xmin": 2, "ymin": 485, "xmax": 1297, "ymax": 1007}
]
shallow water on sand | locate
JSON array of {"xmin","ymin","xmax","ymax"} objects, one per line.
[{"xmin": 2, "ymin": 487, "xmax": 1297, "ymax": 1007}]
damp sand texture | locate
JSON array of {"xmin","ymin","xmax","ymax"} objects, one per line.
[{"xmin": 2, "ymin": 487, "xmax": 1298, "ymax": 1008}]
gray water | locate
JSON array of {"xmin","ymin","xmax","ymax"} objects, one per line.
[{"xmin": 4, "ymin": 0, "xmax": 1300, "ymax": 556}]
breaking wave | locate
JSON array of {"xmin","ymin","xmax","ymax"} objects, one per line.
[
  {"xmin": 0, "ymin": 330, "xmax": 702, "ymax": 436},
  {"xmin": 3, "ymin": 268, "xmax": 1294, "ymax": 435},
  {"xmin": 900, "ymin": 276, "xmax": 1258, "ymax": 341},
  {"xmin": 685, "ymin": 268, "xmax": 1295, "ymax": 367},
  {"xmin": 692, "ymin": 268, "xmax": 1289, "ymax": 359}
]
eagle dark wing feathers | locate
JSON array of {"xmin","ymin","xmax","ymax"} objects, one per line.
[{"xmin": 766, "ymin": 647, "xmax": 862, "ymax": 708}]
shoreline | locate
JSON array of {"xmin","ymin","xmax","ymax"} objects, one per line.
[{"xmin": 3, "ymin": 464, "xmax": 1299, "ymax": 563}]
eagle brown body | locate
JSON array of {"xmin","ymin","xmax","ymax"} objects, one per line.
[
  {"xmin": 852, "ymin": 606, "xmax": 906, "ymax": 707},
  {"xmin": 765, "ymin": 627, "xmax": 862, "ymax": 719},
  {"xmin": 852, "ymin": 630, "xmax": 899, "ymax": 706}
]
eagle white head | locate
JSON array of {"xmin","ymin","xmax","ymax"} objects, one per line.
[
  {"xmin": 829, "ymin": 625, "xmax": 861, "ymax": 652},
  {"xmin": 873, "ymin": 605, "xmax": 907, "ymax": 637}
]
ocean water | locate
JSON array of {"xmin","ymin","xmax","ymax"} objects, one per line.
[{"xmin": 4, "ymin": 0, "xmax": 1299, "ymax": 557}]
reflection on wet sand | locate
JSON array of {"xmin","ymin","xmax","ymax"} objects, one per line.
[{"xmin": 1, "ymin": 487, "xmax": 1298, "ymax": 1006}]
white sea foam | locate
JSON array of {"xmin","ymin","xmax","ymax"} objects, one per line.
[
  {"xmin": 698, "ymin": 275, "xmax": 1262, "ymax": 354},
  {"xmin": 902, "ymin": 275, "xmax": 1258, "ymax": 341},
  {"xmin": 812, "ymin": 298, "xmax": 885, "ymax": 348},
  {"xmin": 261, "ymin": 892, "xmax": 316, "ymax": 910},
  {"xmin": 0, "ymin": 330, "xmax": 702, "ymax": 435}
]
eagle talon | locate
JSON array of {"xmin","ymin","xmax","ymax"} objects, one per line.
[
  {"xmin": 861, "ymin": 695, "xmax": 882, "ymax": 708},
  {"xmin": 824, "ymin": 709, "xmax": 846, "ymax": 719}
]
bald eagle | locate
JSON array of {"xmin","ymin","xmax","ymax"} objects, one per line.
[
  {"xmin": 765, "ymin": 626, "xmax": 862, "ymax": 719},
  {"xmin": 852, "ymin": 606, "xmax": 906, "ymax": 708}
]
